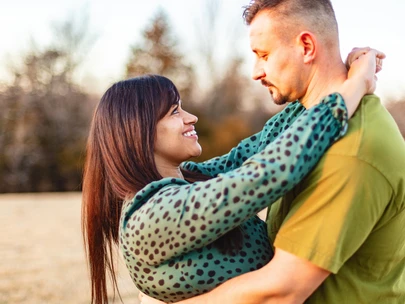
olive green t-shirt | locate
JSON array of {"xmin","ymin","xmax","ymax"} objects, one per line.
[{"xmin": 267, "ymin": 95, "xmax": 405, "ymax": 303}]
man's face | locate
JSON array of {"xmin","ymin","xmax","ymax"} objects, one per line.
[{"xmin": 249, "ymin": 11, "xmax": 307, "ymax": 105}]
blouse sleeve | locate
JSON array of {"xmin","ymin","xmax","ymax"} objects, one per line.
[
  {"xmin": 181, "ymin": 102, "xmax": 305, "ymax": 177},
  {"xmin": 181, "ymin": 130, "xmax": 263, "ymax": 177},
  {"xmin": 122, "ymin": 93, "xmax": 348, "ymax": 266}
]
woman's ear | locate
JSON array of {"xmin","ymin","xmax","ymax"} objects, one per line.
[{"xmin": 296, "ymin": 31, "xmax": 317, "ymax": 64}]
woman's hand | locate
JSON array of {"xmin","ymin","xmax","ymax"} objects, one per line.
[
  {"xmin": 346, "ymin": 47, "xmax": 385, "ymax": 74},
  {"xmin": 348, "ymin": 48, "xmax": 384, "ymax": 95},
  {"xmin": 340, "ymin": 47, "xmax": 385, "ymax": 118},
  {"xmin": 138, "ymin": 291, "xmax": 167, "ymax": 304},
  {"xmin": 347, "ymin": 47, "xmax": 385, "ymax": 95}
]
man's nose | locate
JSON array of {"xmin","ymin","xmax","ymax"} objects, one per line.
[{"xmin": 252, "ymin": 64, "xmax": 265, "ymax": 81}]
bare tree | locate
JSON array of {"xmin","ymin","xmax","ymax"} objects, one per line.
[
  {"xmin": 0, "ymin": 14, "xmax": 94, "ymax": 193},
  {"xmin": 186, "ymin": 0, "xmax": 270, "ymax": 160},
  {"xmin": 125, "ymin": 9, "xmax": 195, "ymax": 102}
]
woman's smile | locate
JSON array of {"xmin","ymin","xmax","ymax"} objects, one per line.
[{"xmin": 183, "ymin": 128, "xmax": 198, "ymax": 139}]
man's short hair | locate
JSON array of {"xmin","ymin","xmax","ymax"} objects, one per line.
[{"xmin": 243, "ymin": 0, "xmax": 339, "ymax": 47}]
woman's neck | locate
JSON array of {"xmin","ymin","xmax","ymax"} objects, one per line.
[{"xmin": 156, "ymin": 164, "xmax": 184, "ymax": 179}]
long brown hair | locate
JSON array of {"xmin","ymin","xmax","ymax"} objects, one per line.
[{"xmin": 82, "ymin": 75, "xmax": 242, "ymax": 304}]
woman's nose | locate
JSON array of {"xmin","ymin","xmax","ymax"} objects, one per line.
[{"xmin": 184, "ymin": 111, "xmax": 198, "ymax": 124}]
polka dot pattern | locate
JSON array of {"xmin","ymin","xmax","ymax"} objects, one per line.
[
  {"xmin": 121, "ymin": 215, "xmax": 271, "ymax": 302},
  {"xmin": 120, "ymin": 93, "xmax": 348, "ymax": 302},
  {"xmin": 183, "ymin": 93, "xmax": 347, "ymax": 178}
]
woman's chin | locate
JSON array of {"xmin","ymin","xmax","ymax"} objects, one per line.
[
  {"xmin": 195, "ymin": 147, "xmax": 203, "ymax": 157},
  {"xmin": 187, "ymin": 149, "xmax": 202, "ymax": 160}
]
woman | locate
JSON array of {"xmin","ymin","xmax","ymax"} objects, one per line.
[{"xmin": 82, "ymin": 49, "xmax": 381, "ymax": 304}]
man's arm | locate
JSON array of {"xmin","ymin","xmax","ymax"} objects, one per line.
[
  {"xmin": 178, "ymin": 248, "xmax": 330, "ymax": 304},
  {"xmin": 141, "ymin": 154, "xmax": 392, "ymax": 304},
  {"xmin": 140, "ymin": 248, "xmax": 330, "ymax": 304}
]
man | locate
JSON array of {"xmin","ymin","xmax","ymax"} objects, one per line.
[{"xmin": 141, "ymin": 0, "xmax": 405, "ymax": 303}]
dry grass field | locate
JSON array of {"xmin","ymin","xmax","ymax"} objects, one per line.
[{"xmin": 0, "ymin": 192, "xmax": 139, "ymax": 304}]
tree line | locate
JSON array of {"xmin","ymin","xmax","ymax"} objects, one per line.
[{"xmin": 0, "ymin": 9, "xmax": 403, "ymax": 193}]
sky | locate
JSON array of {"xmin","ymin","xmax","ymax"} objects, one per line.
[{"xmin": 1, "ymin": 0, "xmax": 404, "ymax": 100}]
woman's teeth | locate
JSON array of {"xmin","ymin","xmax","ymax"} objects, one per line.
[{"xmin": 183, "ymin": 130, "xmax": 197, "ymax": 137}]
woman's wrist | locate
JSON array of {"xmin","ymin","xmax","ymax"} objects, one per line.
[
  {"xmin": 321, "ymin": 93, "xmax": 348, "ymax": 139},
  {"xmin": 337, "ymin": 78, "xmax": 366, "ymax": 119}
]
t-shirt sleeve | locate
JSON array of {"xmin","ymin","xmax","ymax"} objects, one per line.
[{"xmin": 273, "ymin": 155, "xmax": 393, "ymax": 273}]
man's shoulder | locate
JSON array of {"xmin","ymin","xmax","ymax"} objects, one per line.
[
  {"xmin": 323, "ymin": 94, "xmax": 405, "ymax": 187},
  {"xmin": 328, "ymin": 94, "xmax": 403, "ymax": 156}
]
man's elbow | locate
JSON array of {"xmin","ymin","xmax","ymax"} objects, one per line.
[
  {"xmin": 253, "ymin": 282, "xmax": 311, "ymax": 304},
  {"xmin": 260, "ymin": 291, "xmax": 309, "ymax": 304}
]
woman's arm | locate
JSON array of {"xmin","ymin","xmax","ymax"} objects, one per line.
[
  {"xmin": 177, "ymin": 48, "xmax": 382, "ymax": 231},
  {"xmin": 181, "ymin": 102, "xmax": 304, "ymax": 177},
  {"xmin": 339, "ymin": 48, "xmax": 385, "ymax": 117},
  {"xmin": 124, "ymin": 49, "xmax": 382, "ymax": 266},
  {"xmin": 182, "ymin": 47, "xmax": 384, "ymax": 177}
]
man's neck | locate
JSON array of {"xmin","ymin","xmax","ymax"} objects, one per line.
[{"xmin": 300, "ymin": 60, "xmax": 347, "ymax": 109}]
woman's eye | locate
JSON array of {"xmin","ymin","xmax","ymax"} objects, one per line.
[{"xmin": 171, "ymin": 106, "xmax": 179, "ymax": 115}]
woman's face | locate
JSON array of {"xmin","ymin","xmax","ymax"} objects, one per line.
[{"xmin": 154, "ymin": 101, "xmax": 202, "ymax": 167}]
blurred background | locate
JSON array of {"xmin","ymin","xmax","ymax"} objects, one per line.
[{"xmin": 0, "ymin": 0, "xmax": 404, "ymax": 303}]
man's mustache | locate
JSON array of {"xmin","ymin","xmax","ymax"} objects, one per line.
[{"xmin": 261, "ymin": 79, "xmax": 272, "ymax": 87}]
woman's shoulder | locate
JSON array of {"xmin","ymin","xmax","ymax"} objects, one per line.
[{"xmin": 122, "ymin": 178, "xmax": 190, "ymax": 216}]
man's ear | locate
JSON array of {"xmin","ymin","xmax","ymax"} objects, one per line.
[{"xmin": 296, "ymin": 31, "xmax": 317, "ymax": 64}]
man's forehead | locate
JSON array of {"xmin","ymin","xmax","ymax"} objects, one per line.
[
  {"xmin": 249, "ymin": 11, "xmax": 277, "ymax": 38},
  {"xmin": 249, "ymin": 12, "xmax": 277, "ymax": 49}
]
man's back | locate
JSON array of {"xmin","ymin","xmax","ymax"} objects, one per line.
[{"xmin": 268, "ymin": 95, "xmax": 405, "ymax": 303}]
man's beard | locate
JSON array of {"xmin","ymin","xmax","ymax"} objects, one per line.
[{"xmin": 261, "ymin": 79, "xmax": 289, "ymax": 105}]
